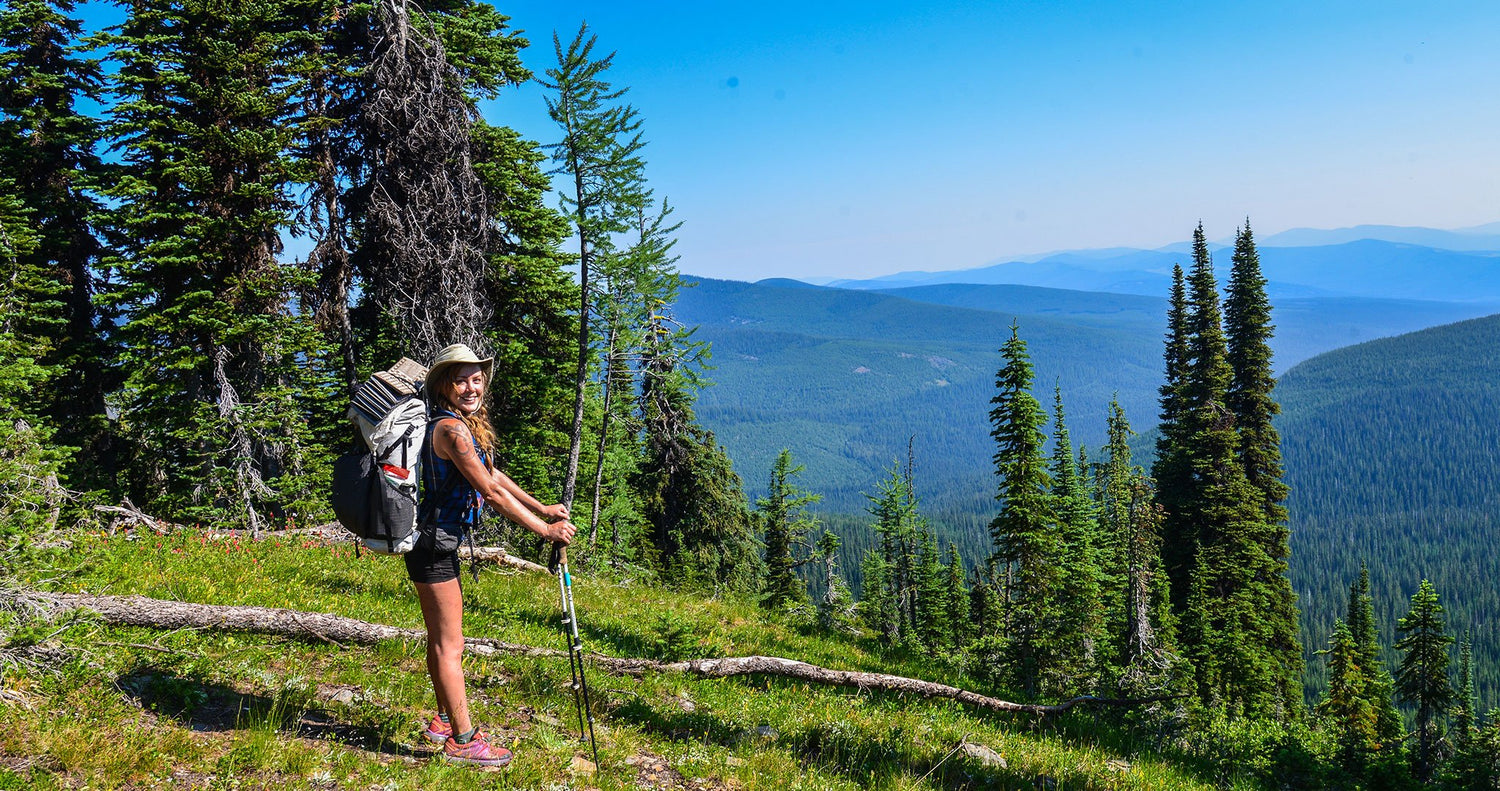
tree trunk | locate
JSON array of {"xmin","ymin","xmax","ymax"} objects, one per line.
[
  {"xmin": 561, "ymin": 204, "xmax": 590, "ymax": 511},
  {"xmin": 587, "ymin": 328, "xmax": 617, "ymax": 547},
  {"xmin": 26, "ymin": 591, "xmax": 1176, "ymax": 717}
]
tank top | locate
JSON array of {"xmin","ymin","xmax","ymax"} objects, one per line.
[{"xmin": 422, "ymin": 409, "xmax": 486, "ymax": 527}]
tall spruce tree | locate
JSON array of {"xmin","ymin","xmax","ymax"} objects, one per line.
[
  {"xmin": 1223, "ymin": 220, "xmax": 1288, "ymax": 529},
  {"xmin": 1176, "ymin": 224, "xmax": 1301, "ymax": 716},
  {"xmin": 0, "ymin": 0, "xmax": 114, "ymax": 489},
  {"xmin": 1223, "ymin": 221, "xmax": 1303, "ymax": 708},
  {"xmin": 988, "ymin": 323, "xmax": 1060, "ymax": 695},
  {"xmin": 99, "ymin": 0, "xmax": 332, "ymax": 530},
  {"xmin": 1455, "ymin": 630, "xmax": 1477, "ymax": 744},
  {"xmin": 1395, "ymin": 579, "xmax": 1454, "ymax": 781},
  {"xmin": 1153, "ymin": 264, "xmax": 1194, "ymax": 610},
  {"xmin": 1049, "ymin": 387, "xmax": 1103, "ymax": 689},
  {"xmin": 1346, "ymin": 563, "xmax": 1403, "ymax": 747},
  {"xmin": 1317, "ymin": 619, "xmax": 1380, "ymax": 770},
  {"xmin": 757, "ymin": 448, "xmax": 819, "ymax": 609}
]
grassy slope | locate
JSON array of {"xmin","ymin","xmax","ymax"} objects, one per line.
[{"xmin": 1, "ymin": 533, "xmax": 1238, "ymax": 791}]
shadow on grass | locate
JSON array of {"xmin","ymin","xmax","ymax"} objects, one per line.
[
  {"xmin": 114, "ymin": 665, "xmax": 431, "ymax": 759},
  {"xmin": 607, "ymin": 693, "xmax": 1048, "ymax": 790}
]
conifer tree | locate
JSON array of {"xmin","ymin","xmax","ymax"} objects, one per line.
[
  {"xmin": 1317, "ymin": 619, "xmax": 1380, "ymax": 770},
  {"xmin": 1444, "ymin": 711, "xmax": 1500, "ymax": 789},
  {"xmin": 1454, "ymin": 630, "xmax": 1477, "ymax": 745},
  {"xmin": 968, "ymin": 562, "xmax": 1001, "ymax": 645},
  {"xmin": 470, "ymin": 117, "xmax": 577, "ymax": 502},
  {"xmin": 1153, "ymin": 264, "xmax": 1193, "ymax": 609},
  {"xmin": 1222, "ymin": 221, "xmax": 1303, "ymax": 708},
  {"xmin": 1224, "ymin": 220, "xmax": 1288, "ymax": 530},
  {"xmin": 1119, "ymin": 476, "xmax": 1176, "ymax": 692},
  {"xmin": 98, "ymin": 0, "xmax": 332, "ymax": 530},
  {"xmin": 0, "ymin": 182, "xmax": 69, "ymax": 547},
  {"xmin": 1049, "ymin": 387, "xmax": 1103, "ymax": 688},
  {"xmin": 814, "ymin": 530, "xmax": 857, "ymax": 634},
  {"xmin": 1395, "ymin": 579, "xmax": 1454, "ymax": 781},
  {"xmin": 915, "ymin": 531, "xmax": 948, "ymax": 650},
  {"xmin": 988, "ymin": 323, "xmax": 1060, "ymax": 695},
  {"xmin": 859, "ymin": 549, "xmax": 898, "ymax": 638},
  {"xmin": 347, "ymin": 0, "xmax": 501, "ymax": 364},
  {"xmin": 0, "ymin": 0, "xmax": 113, "ymax": 488},
  {"xmin": 586, "ymin": 196, "xmax": 695, "ymax": 551},
  {"xmin": 1094, "ymin": 398, "xmax": 1131, "ymax": 656},
  {"xmin": 943, "ymin": 544, "xmax": 970, "ymax": 649},
  {"xmin": 636, "ymin": 315, "xmax": 758, "ymax": 592},
  {"xmin": 758, "ymin": 448, "xmax": 819, "ymax": 609},
  {"xmin": 1347, "ymin": 563, "xmax": 1403, "ymax": 747},
  {"xmin": 540, "ymin": 23, "xmax": 646, "ymax": 511},
  {"xmin": 1176, "ymin": 224, "xmax": 1301, "ymax": 716},
  {"xmin": 866, "ymin": 460, "xmax": 922, "ymax": 642}
]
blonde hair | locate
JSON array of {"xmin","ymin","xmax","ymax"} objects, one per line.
[{"xmin": 437, "ymin": 370, "xmax": 497, "ymax": 470}]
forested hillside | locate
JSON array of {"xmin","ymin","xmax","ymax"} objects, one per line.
[
  {"xmin": 676, "ymin": 277, "xmax": 1163, "ymax": 513},
  {"xmin": 1278, "ymin": 315, "xmax": 1500, "ymax": 709},
  {"xmin": 682, "ymin": 277, "xmax": 1499, "ymax": 517}
]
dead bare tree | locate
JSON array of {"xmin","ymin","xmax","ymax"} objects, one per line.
[{"xmin": 356, "ymin": 0, "xmax": 493, "ymax": 363}]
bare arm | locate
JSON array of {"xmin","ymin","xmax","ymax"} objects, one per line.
[{"xmin": 434, "ymin": 419, "xmax": 575, "ymax": 544}]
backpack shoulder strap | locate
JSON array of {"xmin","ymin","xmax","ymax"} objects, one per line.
[{"xmin": 419, "ymin": 413, "xmax": 465, "ymax": 526}]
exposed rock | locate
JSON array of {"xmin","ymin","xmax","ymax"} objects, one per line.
[{"xmin": 959, "ymin": 740, "xmax": 1006, "ymax": 768}]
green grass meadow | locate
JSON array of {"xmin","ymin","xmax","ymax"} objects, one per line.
[{"xmin": 0, "ymin": 532, "xmax": 1271, "ymax": 790}]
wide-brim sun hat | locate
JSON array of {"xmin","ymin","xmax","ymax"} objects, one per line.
[{"xmin": 425, "ymin": 343, "xmax": 494, "ymax": 397}]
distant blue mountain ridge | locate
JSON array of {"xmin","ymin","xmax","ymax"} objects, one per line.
[
  {"xmin": 823, "ymin": 228, "xmax": 1500, "ymax": 302},
  {"xmin": 677, "ymin": 276, "xmax": 1500, "ymax": 516}
]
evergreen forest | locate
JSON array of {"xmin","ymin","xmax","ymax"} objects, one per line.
[{"xmin": 2, "ymin": 0, "xmax": 1496, "ymax": 787}]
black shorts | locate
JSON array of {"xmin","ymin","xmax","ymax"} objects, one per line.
[{"xmin": 405, "ymin": 544, "xmax": 461, "ymax": 584}]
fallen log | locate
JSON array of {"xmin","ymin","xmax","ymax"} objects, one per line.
[
  {"xmin": 456, "ymin": 546, "xmax": 549, "ymax": 574},
  {"xmin": 27, "ymin": 591, "xmax": 1173, "ymax": 716}
]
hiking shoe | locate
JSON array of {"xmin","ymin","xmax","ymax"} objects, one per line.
[
  {"xmin": 444, "ymin": 730, "xmax": 512, "ymax": 767},
  {"xmin": 423, "ymin": 715, "xmax": 452, "ymax": 744}
]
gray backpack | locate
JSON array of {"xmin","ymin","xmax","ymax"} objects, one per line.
[{"xmin": 331, "ymin": 358, "xmax": 455, "ymax": 554}]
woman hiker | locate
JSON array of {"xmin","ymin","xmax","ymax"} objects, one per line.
[{"xmin": 412, "ymin": 343, "xmax": 577, "ymax": 766}]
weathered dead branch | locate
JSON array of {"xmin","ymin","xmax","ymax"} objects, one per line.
[
  {"xmin": 27, "ymin": 591, "xmax": 1173, "ymax": 716},
  {"xmin": 457, "ymin": 546, "xmax": 549, "ymax": 573},
  {"xmin": 359, "ymin": 0, "xmax": 493, "ymax": 362},
  {"xmin": 92, "ymin": 498, "xmax": 180, "ymax": 534}
]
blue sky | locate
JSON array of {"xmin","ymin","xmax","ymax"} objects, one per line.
[
  {"xmin": 485, "ymin": 1, "xmax": 1500, "ymax": 281},
  {"xmin": 76, "ymin": 1, "xmax": 1500, "ymax": 281}
]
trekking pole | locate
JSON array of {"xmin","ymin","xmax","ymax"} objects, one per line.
[{"xmin": 550, "ymin": 543, "xmax": 600, "ymax": 767}]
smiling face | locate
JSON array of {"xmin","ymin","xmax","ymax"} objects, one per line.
[{"xmin": 445, "ymin": 363, "xmax": 486, "ymax": 416}]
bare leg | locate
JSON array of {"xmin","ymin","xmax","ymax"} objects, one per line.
[{"xmin": 415, "ymin": 579, "xmax": 472, "ymax": 735}]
